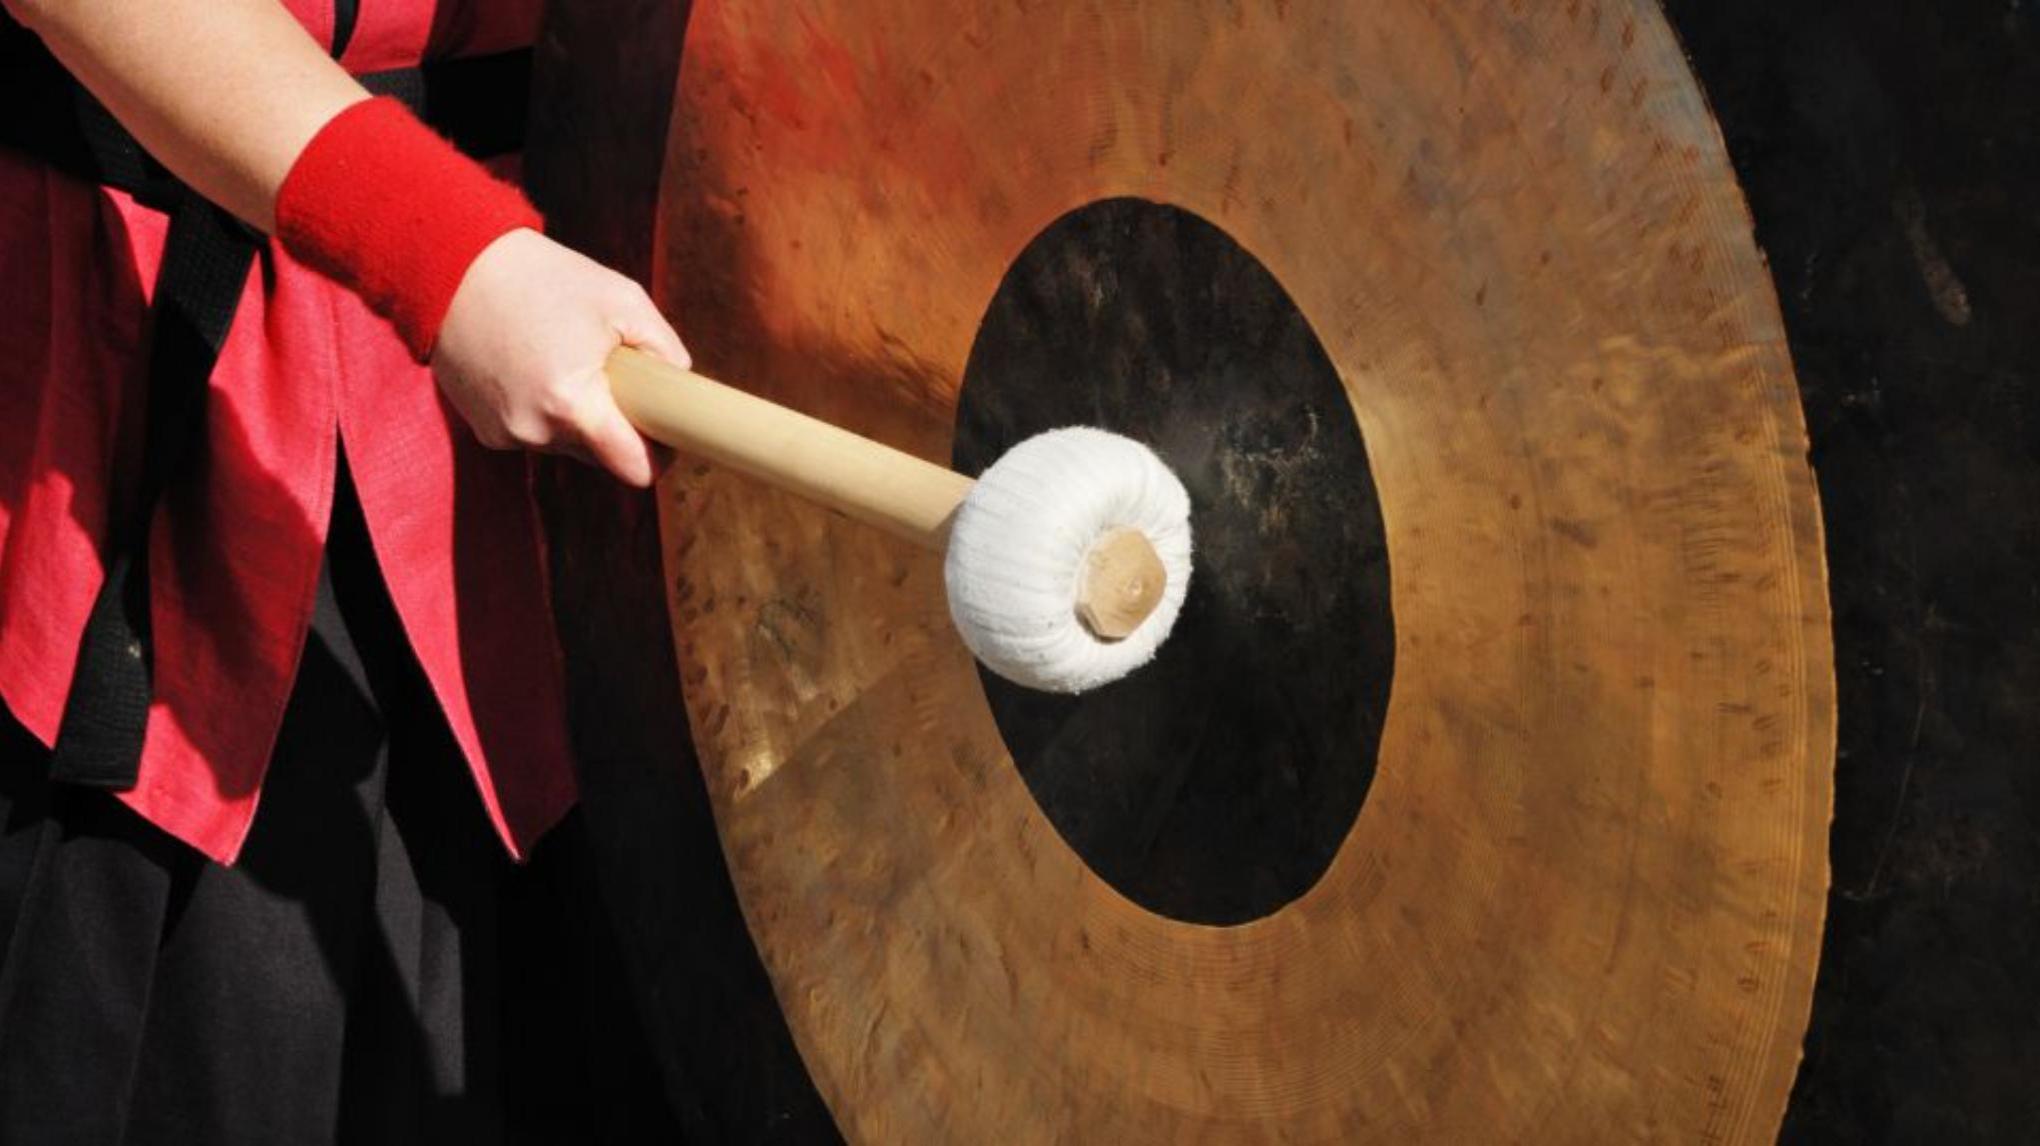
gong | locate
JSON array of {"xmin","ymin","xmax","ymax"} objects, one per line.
[{"xmin": 604, "ymin": 0, "xmax": 1837, "ymax": 1140}]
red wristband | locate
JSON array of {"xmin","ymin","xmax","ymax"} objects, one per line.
[{"xmin": 274, "ymin": 97, "xmax": 543, "ymax": 362}]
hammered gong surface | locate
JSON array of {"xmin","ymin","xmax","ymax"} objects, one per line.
[{"xmin": 651, "ymin": 2, "xmax": 1835, "ymax": 1141}]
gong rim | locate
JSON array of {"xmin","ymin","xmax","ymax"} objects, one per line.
[{"xmin": 652, "ymin": 1, "xmax": 1834, "ymax": 1140}]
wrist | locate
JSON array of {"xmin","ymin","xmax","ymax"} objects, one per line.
[{"xmin": 273, "ymin": 96, "xmax": 543, "ymax": 362}]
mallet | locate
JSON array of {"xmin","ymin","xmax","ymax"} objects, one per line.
[{"xmin": 606, "ymin": 348, "xmax": 1193, "ymax": 693}]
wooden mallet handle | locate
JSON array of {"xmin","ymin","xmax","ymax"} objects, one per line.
[
  {"xmin": 605, "ymin": 347, "xmax": 1167, "ymax": 639},
  {"xmin": 607, "ymin": 347, "xmax": 971, "ymax": 550}
]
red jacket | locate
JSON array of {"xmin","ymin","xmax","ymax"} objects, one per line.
[{"xmin": 0, "ymin": 0, "xmax": 575, "ymax": 864}]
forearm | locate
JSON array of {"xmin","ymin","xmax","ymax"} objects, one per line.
[{"xmin": 7, "ymin": 0, "xmax": 365, "ymax": 231}]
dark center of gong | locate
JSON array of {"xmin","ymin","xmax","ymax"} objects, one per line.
[{"xmin": 954, "ymin": 198, "xmax": 1394, "ymax": 926}]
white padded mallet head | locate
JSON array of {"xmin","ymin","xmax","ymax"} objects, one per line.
[{"xmin": 944, "ymin": 427, "xmax": 1193, "ymax": 693}]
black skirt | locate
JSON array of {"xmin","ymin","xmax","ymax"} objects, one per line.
[{"xmin": 0, "ymin": 467, "xmax": 548, "ymax": 1144}]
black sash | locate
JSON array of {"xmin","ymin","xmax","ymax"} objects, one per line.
[{"xmin": 0, "ymin": 17, "xmax": 531, "ymax": 789}]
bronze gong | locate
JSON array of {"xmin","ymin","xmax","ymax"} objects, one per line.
[{"xmin": 647, "ymin": 0, "xmax": 1836, "ymax": 1141}]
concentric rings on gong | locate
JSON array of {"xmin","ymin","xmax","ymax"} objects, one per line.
[{"xmin": 652, "ymin": 2, "xmax": 1835, "ymax": 1142}]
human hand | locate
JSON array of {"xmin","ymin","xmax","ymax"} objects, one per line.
[{"xmin": 430, "ymin": 228, "xmax": 688, "ymax": 487}]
